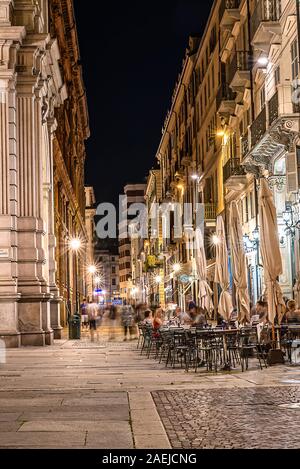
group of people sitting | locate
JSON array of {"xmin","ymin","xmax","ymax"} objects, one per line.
[
  {"xmin": 250, "ymin": 299, "xmax": 300, "ymax": 326},
  {"xmin": 140, "ymin": 303, "xmax": 208, "ymax": 332}
]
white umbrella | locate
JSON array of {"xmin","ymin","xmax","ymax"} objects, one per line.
[
  {"xmin": 194, "ymin": 228, "xmax": 214, "ymax": 317},
  {"xmin": 229, "ymin": 201, "xmax": 250, "ymax": 324},
  {"xmin": 258, "ymin": 178, "xmax": 285, "ymax": 325},
  {"xmin": 214, "ymin": 215, "xmax": 233, "ymax": 321}
]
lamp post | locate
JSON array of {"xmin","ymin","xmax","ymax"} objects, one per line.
[
  {"xmin": 69, "ymin": 238, "xmax": 81, "ymax": 315},
  {"xmin": 88, "ymin": 265, "xmax": 97, "ymax": 301}
]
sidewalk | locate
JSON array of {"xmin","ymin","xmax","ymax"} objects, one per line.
[{"xmin": 0, "ymin": 335, "xmax": 299, "ymax": 448}]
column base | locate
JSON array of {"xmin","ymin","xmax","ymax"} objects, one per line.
[
  {"xmin": 21, "ymin": 331, "xmax": 46, "ymax": 347},
  {"xmin": 0, "ymin": 332, "xmax": 21, "ymax": 348},
  {"xmin": 52, "ymin": 326, "xmax": 63, "ymax": 340},
  {"xmin": 45, "ymin": 329, "xmax": 54, "ymax": 346}
]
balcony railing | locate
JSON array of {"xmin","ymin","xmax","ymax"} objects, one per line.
[
  {"xmin": 205, "ymin": 203, "xmax": 217, "ymax": 220},
  {"xmin": 241, "ymin": 133, "xmax": 250, "ymax": 158},
  {"xmin": 219, "ymin": 0, "xmax": 241, "ymax": 22},
  {"xmin": 251, "ymin": 0, "xmax": 281, "ymax": 41},
  {"xmin": 216, "ymin": 84, "xmax": 236, "ymax": 110},
  {"xmin": 228, "ymin": 51, "xmax": 250, "ymax": 86},
  {"xmin": 223, "ymin": 158, "xmax": 246, "ymax": 184},
  {"xmin": 250, "ymin": 107, "xmax": 267, "ymax": 147},
  {"xmin": 268, "ymin": 91, "xmax": 279, "ymax": 126}
]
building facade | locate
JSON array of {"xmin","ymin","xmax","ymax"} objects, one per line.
[
  {"xmin": 85, "ymin": 186, "xmax": 96, "ymax": 301},
  {"xmin": 135, "ymin": 0, "xmax": 300, "ymax": 312},
  {"xmin": 119, "ymin": 184, "xmax": 146, "ymax": 304},
  {"xmin": 0, "ymin": 0, "xmax": 90, "ymax": 347},
  {"xmin": 95, "ymin": 249, "xmax": 120, "ymax": 304}
]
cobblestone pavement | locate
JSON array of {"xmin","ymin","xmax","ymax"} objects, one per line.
[{"xmin": 152, "ymin": 387, "xmax": 300, "ymax": 449}]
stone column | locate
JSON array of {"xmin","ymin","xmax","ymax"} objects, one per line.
[
  {"xmin": 0, "ymin": 7, "xmax": 24, "ymax": 347},
  {"xmin": 0, "ymin": 73, "xmax": 21, "ymax": 347},
  {"xmin": 47, "ymin": 118, "xmax": 62, "ymax": 339},
  {"xmin": 16, "ymin": 64, "xmax": 51, "ymax": 346}
]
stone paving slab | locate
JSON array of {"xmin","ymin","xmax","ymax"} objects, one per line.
[
  {"xmin": 0, "ymin": 432, "xmax": 86, "ymax": 448},
  {"xmin": 19, "ymin": 408, "xmax": 129, "ymax": 422},
  {"xmin": 61, "ymin": 397, "xmax": 128, "ymax": 406},
  {"xmin": 0, "ymin": 413, "xmax": 23, "ymax": 422},
  {"xmin": 85, "ymin": 431, "xmax": 134, "ymax": 449},
  {"xmin": 19, "ymin": 420, "xmax": 131, "ymax": 433}
]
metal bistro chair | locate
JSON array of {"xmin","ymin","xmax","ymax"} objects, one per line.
[
  {"xmin": 194, "ymin": 329, "xmax": 217, "ymax": 373},
  {"xmin": 137, "ymin": 323, "xmax": 145, "ymax": 349},
  {"xmin": 166, "ymin": 329, "xmax": 191, "ymax": 370},
  {"xmin": 159, "ymin": 329, "xmax": 173, "ymax": 364},
  {"xmin": 147, "ymin": 328, "xmax": 166, "ymax": 360},
  {"xmin": 280, "ymin": 325, "xmax": 293, "ymax": 363},
  {"xmin": 140, "ymin": 324, "xmax": 152, "ymax": 355},
  {"xmin": 238, "ymin": 327, "xmax": 268, "ymax": 371},
  {"xmin": 225, "ymin": 330, "xmax": 240, "ymax": 369}
]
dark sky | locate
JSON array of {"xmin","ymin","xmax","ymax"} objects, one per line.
[{"xmin": 74, "ymin": 0, "xmax": 214, "ymax": 207}]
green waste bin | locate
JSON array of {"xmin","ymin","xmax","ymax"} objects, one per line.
[{"xmin": 69, "ymin": 314, "xmax": 81, "ymax": 340}]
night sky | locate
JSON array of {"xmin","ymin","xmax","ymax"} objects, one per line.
[{"xmin": 74, "ymin": 0, "xmax": 214, "ymax": 207}]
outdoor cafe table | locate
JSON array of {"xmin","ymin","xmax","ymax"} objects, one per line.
[{"xmin": 165, "ymin": 326, "xmax": 239, "ymax": 370}]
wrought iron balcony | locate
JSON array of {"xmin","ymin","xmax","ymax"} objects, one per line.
[
  {"xmin": 251, "ymin": 0, "xmax": 281, "ymax": 49},
  {"xmin": 268, "ymin": 90, "xmax": 279, "ymax": 126},
  {"xmin": 216, "ymin": 84, "xmax": 236, "ymax": 115},
  {"xmin": 241, "ymin": 133, "xmax": 250, "ymax": 159},
  {"xmin": 205, "ymin": 203, "xmax": 217, "ymax": 221},
  {"xmin": 228, "ymin": 51, "xmax": 251, "ymax": 89},
  {"xmin": 223, "ymin": 158, "xmax": 246, "ymax": 183},
  {"xmin": 250, "ymin": 107, "xmax": 267, "ymax": 148}
]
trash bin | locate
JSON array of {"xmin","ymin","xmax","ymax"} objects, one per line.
[{"xmin": 68, "ymin": 314, "xmax": 81, "ymax": 340}]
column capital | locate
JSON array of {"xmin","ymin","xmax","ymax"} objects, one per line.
[{"xmin": 0, "ymin": 0, "xmax": 14, "ymax": 26}]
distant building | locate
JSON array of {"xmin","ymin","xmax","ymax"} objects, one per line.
[
  {"xmin": 85, "ymin": 187, "xmax": 96, "ymax": 301},
  {"xmin": 95, "ymin": 247, "xmax": 120, "ymax": 304},
  {"xmin": 119, "ymin": 184, "xmax": 146, "ymax": 303}
]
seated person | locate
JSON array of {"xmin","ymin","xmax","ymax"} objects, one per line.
[
  {"xmin": 141, "ymin": 310, "xmax": 153, "ymax": 326},
  {"xmin": 178, "ymin": 310, "xmax": 192, "ymax": 325},
  {"xmin": 251, "ymin": 300, "xmax": 268, "ymax": 325},
  {"xmin": 285, "ymin": 300, "xmax": 300, "ymax": 324},
  {"xmin": 153, "ymin": 309, "xmax": 164, "ymax": 331},
  {"xmin": 191, "ymin": 307, "xmax": 207, "ymax": 327},
  {"xmin": 229, "ymin": 308, "xmax": 238, "ymax": 327}
]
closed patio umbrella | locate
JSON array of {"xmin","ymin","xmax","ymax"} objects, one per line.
[
  {"xmin": 258, "ymin": 178, "xmax": 285, "ymax": 325},
  {"xmin": 229, "ymin": 201, "xmax": 250, "ymax": 324},
  {"xmin": 194, "ymin": 227, "xmax": 213, "ymax": 317},
  {"xmin": 214, "ymin": 215, "xmax": 233, "ymax": 321}
]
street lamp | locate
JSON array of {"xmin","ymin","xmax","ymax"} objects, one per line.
[
  {"xmin": 87, "ymin": 265, "xmax": 97, "ymax": 302},
  {"xmin": 172, "ymin": 263, "xmax": 182, "ymax": 274},
  {"xmin": 69, "ymin": 237, "xmax": 82, "ymax": 315}
]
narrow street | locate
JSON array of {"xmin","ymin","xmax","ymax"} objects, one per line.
[{"xmin": 1, "ymin": 333, "xmax": 300, "ymax": 449}]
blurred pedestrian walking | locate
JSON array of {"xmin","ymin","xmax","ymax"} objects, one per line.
[
  {"xmin": 121, "ymin": 305, "xmax": 134, "ymax": 341},
  {"xmin": 87, "ymin": 300, "xmax": 100, "ymax": 342}
]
